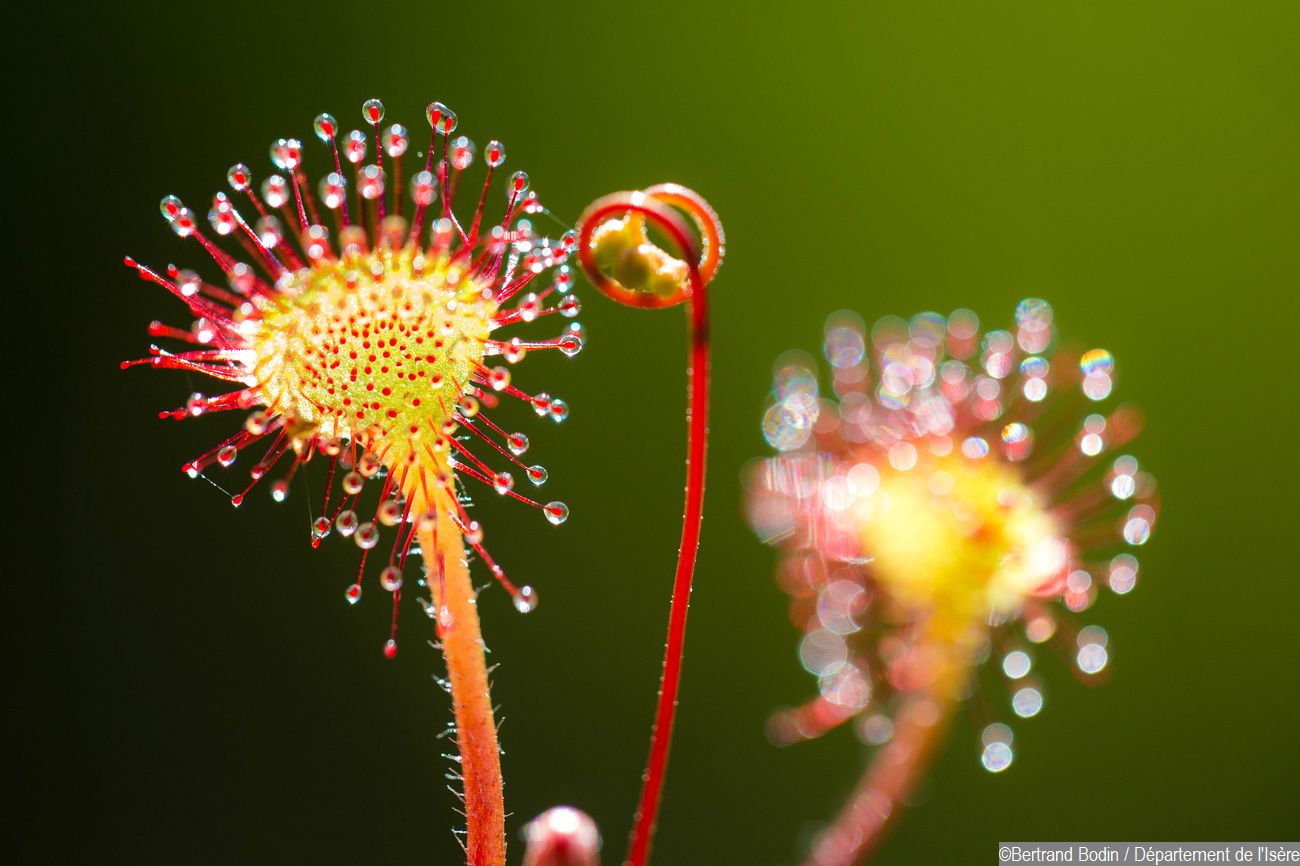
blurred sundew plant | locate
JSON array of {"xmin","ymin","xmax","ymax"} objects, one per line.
[
  {"xmin": 123, "ymin": 95, "xmax": 724, "ymax": 866},
  {"xmin": 746, "ymin": 301, "xmax": 1158, "ymax": 866}
]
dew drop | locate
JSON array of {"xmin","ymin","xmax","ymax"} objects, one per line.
[
  {"xmin": 385, "ymin": 123, "xmax": 408, "ymax": 157},
  {"xmin": 345, "ymin": 584, "xmax": 362, "ymax": 605},
  {"xmin": 217, "ymin": 445, "xmax": 238, "ymax": 467},
  {"xmin": 548, "ymin": 398, "xmax": 569, "ymax": 423},
  {"xmin": 314, "ymin": 113, "xmax": 337, "ymax": 142},
  {"xmin": 261, "ymin": 175, "xmax": 289, "ymax": 209},
  {"xmin": 336, "ymin": 509, "xmax": 359, "ymax": 537},
  {"xmin": 359, "ymin": 165, "xmax": 385, "ymax": 200},
  {"xmin": 380, "ymin": 566, "xmax": 403, "ymax": 592},
  {"xmin": 1012, "ymin": 686, "xmax": 1043, "ymax": 718},
  {"xmin": 383, "ymin": 638, "xmax": 398, "ymax": 659},
  {"xmin": 227, "ymin": 164, "xmax": 252, "ymax": 191},
  {"xmin": 159, "ymin": 195, "xmax": 184, "ymax": 220},
  {"xmin": 507, "ymin": 432, "xmax": 530, "ymax": 455},
  {"xmin": 355, "ymin": 522, "xmax": 379, "ymax": 550},
  {"xmin": 410, "ymin": 170, "xmax": 437, "ymax": 206},
  {"xmin": 312, "ymin": 515, "xmax": 332, "ymax": 541},
  {"xmin": 558, "ymin": 333, "xmax": 584, "ymax": 357},
  {"xmin": 543, "ymin": 501, "xmax": 569, "ymax": 526},
  {"xmin": 362, "ymin": 98, "xmax": 385, "ymax": 126},
  {"xmin": 270, "ymin": 479, "xmax": 289, "ymax": 502},
  {"xmin": 513, "ymin": 585, "xmax": 537, "ymax": 614},
  {"xmin": 344, "ymin": 130, "xmax": 367, "ymax": 165},
  {"xmin": 493, "ymin": 472, "xmax": 515, "ymax": 495},
  {"xmin": 342, "ymin": 471, "xmax": 365, "ymax": 495},
  {"xmin": 269, "ymin": 138, "xmax": 302, "ymax": 171},
  {"xmin": 1002, "ymin": 650, "xmax": 1032, "ymax": 680},
  {"xmin": 527, "ymin": 465, "xmax": 548, "ymax": 486},
  {"xmin": 425, "ymin": 101, "xmax": 457, "ymax": 134},
  {"xmin": 462, "ymin": 520, "xmax": 484, "ymax": 545},
  {"xmin": 378, "ymin": 499, "xmax": 404, "ymax": 526}
]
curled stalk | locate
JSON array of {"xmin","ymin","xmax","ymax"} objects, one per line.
[{"xmin": 576, "ymin": 185, "xmax": 725, "ymax": 866}]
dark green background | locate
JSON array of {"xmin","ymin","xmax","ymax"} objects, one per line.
[{"xmin": 16, "ymin": 1, "xmax": 1298, "ymax": 863}]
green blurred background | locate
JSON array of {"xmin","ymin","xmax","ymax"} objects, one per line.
[{"xmin": 16, "ymin": 1, "xmax": 1298, "ymax": 863}]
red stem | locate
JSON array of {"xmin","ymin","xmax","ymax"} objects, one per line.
[
  {"xmin": 576, "ymin": 189, "xmax": 722, "ymax": 866},
  {"xmin": 625, "ymin": 256, "xmax": 709, "ymax": 866}
]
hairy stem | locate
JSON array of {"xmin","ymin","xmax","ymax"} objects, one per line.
[{"xmin": 419, "ymin": 491, "xmax": 505, "ymax": 866}]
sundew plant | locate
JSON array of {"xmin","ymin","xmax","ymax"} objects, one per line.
[
  {"xmin": 747, "ymin": 301, "xmax": 1158, "ymax": 866},
  {"xmin": 124, "ymin": 96, "xmax": 724, "ymax": 866}
]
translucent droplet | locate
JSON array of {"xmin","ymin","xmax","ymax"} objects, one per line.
[
  {"xmin": 485, "ymin": 140, "xmax": 506, "ymax": 168},
  {"xmin": 506, "ymin": 432, "xmax": 529, "ymax": 455},
  {"xmin": 1014, "ymin": 297, "xmax": 1054, "ymax": 352},
  {"xmin": 380, "ymin": 566, "xmax": 403, "ymax": 592},
  {"xmin": 318, "ymin": 172, "xmax": 347, "ymax": 210},
  {"xmin": 961, "ymin": 436, "xmax": 990, "ymax": 459},
  {"xmin": 548, "ymin": 398, "xmax": 569, "ymax": 423},
  {"xmin": 362, "ymin": 98, "xmax": 385, "ymax": 126},
  {"xmin": 823, "ymin": 311, "xmax": 867, "ymax": 369},
  {"xmin": 344, "ymin": 130, "xmax": 367, "ymax": 165},
  {"xmin": 345, "ymin": 584, "xmax": 362, "ymax": 605},
  {"xmin": 492, "ymin": 472, "xmax": 515, "ymax": 495},
  {"xmin": 509, "ymin": 170, "xmax": 529, "ymax": 196},
  {"xmin": 425, "ymin": 101, "xmax": 457, "ymax": 134},
  {"xmin": 1080, "ymin": 348, "xmax": 1114, "ymax": 377},
  {"xmin": 169, "ymin": 208, "xmax": 197, "ymax": 237},
  {"xmin": 543, "ymin": 501, "xmax": 569, "ymax": 526},
  {"xmin": 410, "ymin": 170, "xmax": 437, "ymax": 206},
  {"xmin": 314, "ymin": 113, "xmax": 337, "ymax": 142},
  {"xmin": 355, "ymin": 522, "xmax": 379, "ymax": 550},
  {"xmin": 980, "ymin": 731, "xmax": 1015, "ymax": 772},
  {"xmin": 159, "ymin": 195, "xmax": 184, "ymax": 221},
  {"xmin": 226, "ymin": 164, "xmax": 252, "ymax": 191},
  {"xmin": 450, "ymin": 135, "xmax": 475, "ymax": 170},
  {"xmin": 558, "ymin": 333, "xmax": 584, "ymax": 357},
  {"xmin": 378, "ymin": 499, "xmax": 404, "ymax": 526},
  {"xmin": 1107, "ymin": 554, "xmax": 1139, "ymax": 595},
  {"xmin": 527, "ymin": 465, "xmax": 548, "ymax": 486},
  {"xmin": 798, "ymin": 629, "xmax": 847, "ymax": 676},
  {"xmin": 384, "ymin": 123, "xmax": 408, "ymax": 157},
  {"xmin": 513, "ymin": 585, "xmax": 537, "ymax": 613},
  {"xmin": 1076, "ymin": 643, "xmax": 1109, "ymax": 675},
  {"xmin": 462, "ymin": 520, "xmax": 484, "ymax": 545},
  {"xmin": 270, "ymin": 479, "xmax": 289, "ymax": 502},
  {"xmin": 342, "ymin": 471, "xmax": 365, "ymax": 495},
  {"xmin": 1002, "ymin": 650, "xmax": 1032, "ymax": 680},
  {"xmin": 312, "ymin": 515, "xmax": 332, "ymax": 541},
  {"xmin": 217, "ymin": 445, "xmax": 238, "ymax": 467},
  {"xmin": 1123, "ymin": 505, "xmax": 1154, "ymax": 545},
  {"xmin": 261, "ymin": 175, "xmax": 289, "ymax": 208},
  {"xmin": 359, "ymin": 165, "xmax": 385, "ymax": 200},
  {"xmin": 383, "ymin": 638, "xmax": 397, "ymax": 659},
  {"xmin": 762, "ymin": 401, "xmax": 812, "ymax": 452},
  {"xmin": 269, "ymin": 138, "xmax": 302, "ymax": 171},
  {"xmin": 1012, "ymin": 687, "xmax": 1043, "ymax": 718}
]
